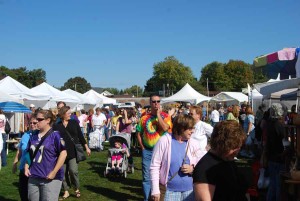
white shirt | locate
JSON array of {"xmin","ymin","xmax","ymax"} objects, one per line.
[
  {"xmin": 191, "ymin": 121, "xmax": 213, "ymax": 151},
  {"xmin": 0, "ymin": 114, "xmax": 6, "ymax": 133},
  {"xmin": 210, "ymin": 110, "xmax": 220, "ymax": 122},
  {"xmin": 78, "ymin": 114, "xmax": 87, "ymax": 127},
  {"xmin": 92, "ymin": 113, "xmax": 107, "ymax": 128}
]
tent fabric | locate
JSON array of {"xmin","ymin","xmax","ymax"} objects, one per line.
[
  {"xmin": 161, "ymin": 83, "xmax": 210, "ymax": 104},
  {"xmin": 0, "ymin": 89, "xmax": 20, "ymax": 102},
  {"xmin": 210, "ymin": 92, "xmax": 248, "ymax": 103},
  {"xmin": 296, "ymin": 47, "xmax": 300, "ymax": 78},
  {"xmin": 0, "ymin": 101, "xmax": 31, "ymax": 113},
  {"xmin": 84, "ymin": 89, "xmax": 116, "ymax": 104},
  {"xmin": 252, "ymin": 89, "xmax": 263, "ymax": 100},
  {"xmin": 31, "ymin": 82, "xmax": 81, "ymax": 103},
  {"xmin": 0, "ymin": 76, "xmax": 50, "ymax": 100},
  {"xmin": 254, "ymin": 48, "xmax": 296, "ymax": 67},
  {"xmin": 63, "ymin": 89, "xmax": 96, "ymax": 105},
  {"xmin": 253, "ymin": 48, "xmax": 297, "ymax": 80},
  {"xmin": 254, "ymin": 78, "xmax": 300, "ymax": 99},
  {"xmin": 270, "ymin": 88, "xmax": 298, "ymax": 99},
  {"xmin": 280, "ymin": 89, "xmax": 299, "ymax": 100}
]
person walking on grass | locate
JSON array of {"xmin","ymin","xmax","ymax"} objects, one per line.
[
  {"xmin": 24, "ymin": 110, "xmax": 67, "ymax": 201},
  {"xmin": 137, "ymin": 93, "xmax": 172, "ymax": 201}
]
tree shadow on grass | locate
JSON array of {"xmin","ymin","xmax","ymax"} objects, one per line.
[
  {"xmin": 0, "ymin": 195, "xmax": 16, "ymax": 201},
  {"xmin": 85, "ymin": 185, "xmax": 142, "ymax": 201}
]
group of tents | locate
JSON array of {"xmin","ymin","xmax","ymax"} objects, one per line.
[{"xmin": 0, "ymin": 76, "xmax": 117, "ymax": 133}]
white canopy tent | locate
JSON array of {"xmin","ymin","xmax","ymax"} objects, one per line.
[
  {"xmin": 0, "ymin": 76, "xmax": 50, "ymax": 101},
  {"xmin": 161, "ymin": 83, "xmax": 210, "ymax": 104},
  {"xmin": 0, "ymin": 89, "xmax": 20, "ymax": 103},
  {"xmin": 84, "ymin": 89, "xmax": 117, "ymax": 105},
  {"xmin": 210, "ymin": 92, "xmax": 248, "ymax": 106},
  {"xmin": 254, "ymin": 78, "xmax": 300, "ymax": 99},
  {"xmin": 63, "ymin": 89, "xmax": 97, "ymax": 111},
  {"xmin": 31, "ymin": 82, "xmax": 81, "ymax": 109}
]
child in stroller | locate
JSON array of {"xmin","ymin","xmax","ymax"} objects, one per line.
[
  {"xmin": 111, "ymin": 140, "xmax": 130, "ymax": 171},
  {"xmin": 104, "ymin": 133, "xmax": 133, "ymax": 178}
]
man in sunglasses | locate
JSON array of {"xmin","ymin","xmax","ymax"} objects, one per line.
[{"xmin": 136, "ymin": 94, "xmax": 172, "ymax": 201}]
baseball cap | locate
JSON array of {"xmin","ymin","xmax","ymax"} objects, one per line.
[
  {"xmin": 104, "ymin": 106, "xmax": 109, "ymax": 109},
  {"xmin": 29, "ymin": 104, "xmax": 35, "ymax": 108}
]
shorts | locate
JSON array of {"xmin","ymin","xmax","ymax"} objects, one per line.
[{"xmin": 111, "ymin": 154, "xmax": 122, "ymax": 161}]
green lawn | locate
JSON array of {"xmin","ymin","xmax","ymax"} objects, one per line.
[{"xmin": 0, "ymin": 143, "xmax": 143, "ymax": 201}]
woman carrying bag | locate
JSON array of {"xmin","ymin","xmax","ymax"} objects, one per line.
[{"xmin": 54, "ymin": 106, "xmax": 91, "ymax": 199}]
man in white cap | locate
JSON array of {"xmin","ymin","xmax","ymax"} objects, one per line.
[{"xmin": 24, "ymin": 104, "xmax": 36, "ymax": 131}]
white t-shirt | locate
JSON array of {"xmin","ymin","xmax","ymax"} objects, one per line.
[
  {"xmin": 210, "ymin": 110, "xmax": 220, "ymax": 122},
  {"xmin": 92, "ymin": 113, "xmax": 107, "ymax": 128},
  {"xmin": 191, "ymin": 120, "xmax": 213, "ymax": 151}
]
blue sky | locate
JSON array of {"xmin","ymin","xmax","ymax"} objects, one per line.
[{"xmin": 0, "ymin": 0, "xmax": 299, "ymax": 90}]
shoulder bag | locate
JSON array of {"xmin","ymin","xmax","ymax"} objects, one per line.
[
  {"xmin": 65, "ymin": 130, "xmax": 86, "ymax": 163},
  {"xmin": 5, "ymin": 118, "xmax": 11, "ymax": 134}
]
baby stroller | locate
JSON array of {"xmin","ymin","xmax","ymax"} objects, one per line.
[{"xmin": 104, "ymin": 133, "xmax": 134, "ymax": 178}]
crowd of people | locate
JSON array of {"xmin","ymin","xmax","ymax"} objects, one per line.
[{"xmin": 1, "ymin": 95, "xmax": 299, "ymax": 201}]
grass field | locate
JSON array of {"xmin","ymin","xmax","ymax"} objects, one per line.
[{"xmin": 0, "ymin": 143, "xmax": 144, "ymax": 201}]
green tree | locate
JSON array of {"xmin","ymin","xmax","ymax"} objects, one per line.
[
  {"xmin": 199, "ymin": 62, "xmax": 229, "ymax": 91},
  {"xmin": 224, "ymin": 60, "xmax": 253, "ymax": 91},
  {"xmin": 61, "ymin": 77, "xmax": 92, "ymax": 93},
  {"xmin": 144, "ymin": 56, "xmax": 197, "ymax": 96},
  {"xmin": 124, "ymin": 85, "xmax": 143, "ymax": 97}
]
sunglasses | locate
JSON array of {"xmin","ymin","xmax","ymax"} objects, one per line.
[
  {"xmin": 36, "ymin": 118, "xmax": 45, "ymax": 122},
  {"xmin": 30, "ymin": 122, "xmax": 38, "ymax": 125},
  {"xmin": 151, "ymin": 100, "xmax": 161, "ymax": 103}
]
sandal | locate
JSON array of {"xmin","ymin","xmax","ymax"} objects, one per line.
[
  {"xmin": 75, "ymin": 190, "xmax": 81, "ymax": 198},
  {"xmin": 59, "ymin": 191, "xmax": 70, "ymax": 200}
]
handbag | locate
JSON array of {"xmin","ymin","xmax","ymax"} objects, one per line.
[
  {"xmin": 5, "ymin": 118, "xmax": 11, "ymax": 134},
  {"xmin": 65, "ymin": 130, "xmax": 86, "ymax": 163}
]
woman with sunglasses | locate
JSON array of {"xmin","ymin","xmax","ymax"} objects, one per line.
[
  {"xmin": 53, "ymin": 106, "xmax": 91, "ymax": 199},
  {"xmin": 12, "ymin": 114, "xmax": 39, "ymax": 201},
  {"xmin": 150, "ymin": 114, "xmax": 204, "ymax": 201},
  {"xmin": 24, "ymin": 109, "xmax": 67, "ymax": 201}
]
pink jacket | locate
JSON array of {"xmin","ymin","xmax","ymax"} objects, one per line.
[{"xmin": 150, "ymin": 133, "xmax": 206, "ymax": 195}]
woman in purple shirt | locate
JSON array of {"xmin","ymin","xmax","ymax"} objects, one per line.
[{"xmin": 24, "ymin": 110, "xmax": 67, "ymax": 201}]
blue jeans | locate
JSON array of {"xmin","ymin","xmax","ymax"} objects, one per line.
[
  {"xmin": 165, "ymin": 189, "xmax": 194, "ymax": 201},
  {"xmin": 142, "ymin": 148, "xmax": 153, "ymax": 201},
  {"xmin": 266, "ymin": 161, "xmax": 285, "ymax": 201},
  {"xmin": 1, "ymin": 133, "xmax": 7, "ymax": 166}
]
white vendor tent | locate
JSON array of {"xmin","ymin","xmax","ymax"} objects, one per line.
[
  {"xmin": 270, "ymin": 88, "xmax": 298, "ymax": 99},
  {"xmin": 0, "ymin": 76, "xmax": 50, "ymax": 101},
  {"xmin": 210, "ymin": 92, "xmax": 248, "ymax": 106},
  {"xmin": 63, "ymin": 89, "xmax": 96, "ymax": 105},
  {"xmin": 0, "ymin": 89, "xmax": 20, "ymax": 103},
  {"xmin": 254, "ymin": 78, "xmax": 300, "ymax": 99},
  {"xmin": 161, "ymin": 83, "xmax": 210, "ymax": 104},
  {"xmin": 31, "ymin": 82, "xmax": 81, "ymax": 109},
  {"xmin": 84, "ymin": 89, "xmax": 117, "ymax": 105}
]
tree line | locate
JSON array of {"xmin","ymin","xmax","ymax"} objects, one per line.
[{"xmin": 0, "ymin": 57, "xmax": 267, "ymax": 97}]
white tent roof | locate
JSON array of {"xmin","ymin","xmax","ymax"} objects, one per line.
[
  {"xmin": 0, "ymin": 89, "xmax": 20, "ymax": 102},
  {"xmin": 63, "ymin": 89, "xmax": 96, "ymax": 105},
  {"xmin": 31, "ymin": 82, "xmax": 81, "ymax": 103},
  {"xmin": 84, "ymin": 89, "xmax": 116, "ymax": 104},
  {"xmin": 270, "ymin": 88, "xmax": 298, "ymax": 99},
  {"xmin": 254, "ymin": 78, "xmax": 300, "ymax": 99},
  {"xmin": 210, "ymin": 92, "xmax": 248, "ymax": 103},
  {"xmin": 0, "ymin": 76, "xmax": 50, "ymax": 100},
  {"xmin": 252, "ymin": 89, "xmax": 263, "ymax": 100},
  {"xmin": 161, "ymin": 83, "xmax": 210, "ymax": 104}
]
